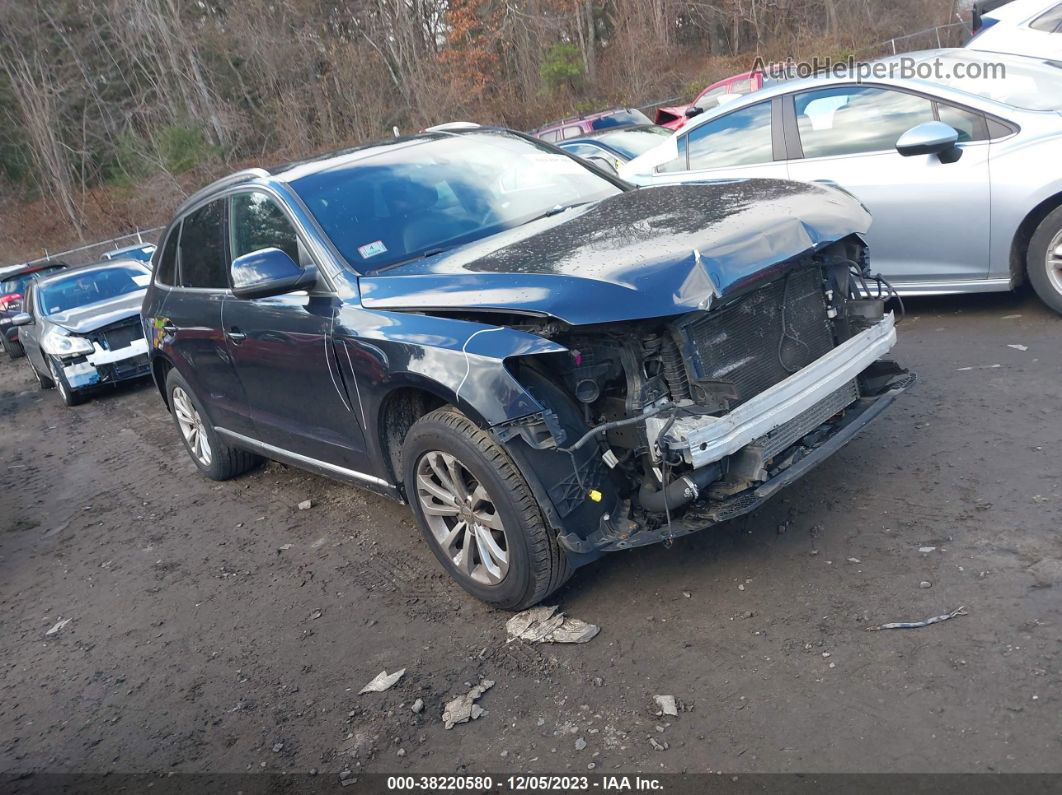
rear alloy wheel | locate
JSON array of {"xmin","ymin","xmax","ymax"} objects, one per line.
[
  {"xmin": 1027, "ymin": 205, "xmax": 1062, "ymax": 315},
  {"xmin": 403, "ymin": 407, "xmax": 571, "ymax": 609},
  {"xmin": 164, "ymin": 369, "xmax": 261, "ymax": 481},
  {"xmin": 172, "ymin": 386, "xmax": 212, "ymax": 467},
  {"xmin": 49, "ymin": 357, "xmax": 84, "ymax": 407}
]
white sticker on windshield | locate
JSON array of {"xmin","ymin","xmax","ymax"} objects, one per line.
[
  {"xmin": 132, "ymin": 274, "xmax": 151, "ymax": 286},
  {"xmin": 358, "ymin": 240, "xmax": 388, "ymax": 259}
]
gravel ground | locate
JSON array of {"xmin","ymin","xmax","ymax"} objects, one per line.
[{"xmin": 1, "ymin": 291, "xmax": 1060, "ymax": 778}]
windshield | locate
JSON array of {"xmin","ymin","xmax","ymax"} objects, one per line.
[
  {"xmin": 589, "ymin": 109, "xmax": 652, "ymax": 129},
  {"xmin": 1, "ymin": 266, "xmax": 65, "ymax": 296},
  {"xmin": 924, "ymin": 54, "xmax": 1062, "ymax": 111},
  {"xmin": 37, "ymin": 265, "xmax": 150, "ymax": 315},
  {"xmin": 591, "ymin": 127, "xmax": 673, "ymax": 158},
  {"xmin": 289, "ymin": 132, "xmax": 622, "ymax": 273}
]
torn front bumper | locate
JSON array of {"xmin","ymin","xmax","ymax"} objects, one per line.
[
  {"xmin": 559, "ymin": 370, "xmax": 914, "ymax": 554},
  {"xmin": 653, "ymin": 312, "xmax": 897, "ymax": 470},
  {"xmin": 60, "ymin": 337, "xmax": 151, "ymax": 390}
]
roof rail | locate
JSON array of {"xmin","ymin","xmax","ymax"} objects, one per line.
[{"xmin": 175, "ymin": 168, "xmax": 271, "ymax": 216}]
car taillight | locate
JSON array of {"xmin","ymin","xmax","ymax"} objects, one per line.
[{"xmin": 0, "ymin": 293, "xmax": 22, "ymax": 311}]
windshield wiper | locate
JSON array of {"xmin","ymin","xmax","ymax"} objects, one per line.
[
  {"xmin": 518, "ymin": 201, "xmax": 592, "ymax": 227},
  {"xmin": 368, "ymin": 247, "xmax": 452, "ymax": 275}
]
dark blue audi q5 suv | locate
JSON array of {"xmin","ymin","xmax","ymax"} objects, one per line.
[{"xmin": 142, "ymin": 126, "xmax": 911, "ymax": 609}]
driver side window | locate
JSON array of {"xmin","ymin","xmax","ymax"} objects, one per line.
[
  {"xmin": 230, "ymin": 191, "xmax": 302, "ymax": 266},
  {"xmin": 794, "ymin": 86, "xmax": 935, "ymax": 159}
]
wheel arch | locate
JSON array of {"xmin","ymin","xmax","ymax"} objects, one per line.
[
  {"xmin": 1010, "ymin": 190, "xmax": 1062, "ymax": 287},
  {"xmin": 150, "ymin": 354, "xmax": 175, "ymax": 409}
]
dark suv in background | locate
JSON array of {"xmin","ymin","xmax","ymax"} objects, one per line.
[
  {"xmin": 143, "ymin": 127, "xmax": 911, "ymax": 609},
  {"xmin": 0, "ymin": 261, "xmax": 67, "ymax": 358}
]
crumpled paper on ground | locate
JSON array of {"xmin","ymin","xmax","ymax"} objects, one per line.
[
  {"xmin": 505, "ymin": 605, "xmax": 599, "ymax": 644},
  {"xmin": 359, "ymin": 668, "xmax": 405, "ymax": 694},
  {"xmin": 442, "ymin": 679, "xmax": 494, "ymax": 729}
]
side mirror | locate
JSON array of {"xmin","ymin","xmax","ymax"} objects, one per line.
[
  {"xmin": 684, "ymin": 106, "xmax": 704, "ymax": 119},
  {"xmin": 586, "ymin": 156, "xmax": 619, "ymax": 176},
  {"xmin": 896, "ymin": 121, "xmax": 961, "ymax": 163},
  {"xmin": 231, "ymin": 247, "xmax": 316, "ymax": 300},
  {"xmin": 11, "ymin": 312, "xmax": 32, "ymax": 327}
]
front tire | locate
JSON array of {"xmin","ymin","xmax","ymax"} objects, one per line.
[
  {"xmin": 165, "ymin": 369, "xmax": 261, "ymax": 480},
  {"xmin": 49, "ymin": 357, "xmax": 84, "ymax": 406},
  {"xmin": 1027, "ymin": 205, "xmax": 1062, "ymax": 315},
  {"xmin": 29, "ymin": 357, "xmax": 55, "ymax": 390},
  {"xmin": 402, "ymin": 407, "xmax": 571, "ymax": 610}
]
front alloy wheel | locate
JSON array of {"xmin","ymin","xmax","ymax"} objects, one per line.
[
  {"xmin": 171, "ymin": 385, "xmax": 212, "ymax": 466},
  {"xmin": 415, "ymin": 450, "xmax": 509, "ymax": 585}
]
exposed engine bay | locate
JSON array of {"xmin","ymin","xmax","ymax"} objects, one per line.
[{"xmin": 493, "ymin": 237, "xmax": 914, "ymax": 558}]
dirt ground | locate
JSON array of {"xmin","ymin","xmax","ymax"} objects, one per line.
[{"xmin": 1, "ymin": 290, "xmax": 1060, "ymax": 780}]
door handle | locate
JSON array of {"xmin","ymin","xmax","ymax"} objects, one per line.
[
  {"xmin": 227, "ymin": 327, "xmax": 247, "ymax": 344},
  {"xmin": 161, "ymin": 322, "xmax": 178, "ymax": 334}
]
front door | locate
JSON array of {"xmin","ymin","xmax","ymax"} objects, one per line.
[
  {"xmin": 222, "ymin": 190, "xmax": 368, "ymax": 469},
  {"xmin": 784, "ymin": 85, "xmax": 991, "ymax": 284},
  {"xmin": 159, "ymin": 201, "xmax": 252, "ymax": 434}
]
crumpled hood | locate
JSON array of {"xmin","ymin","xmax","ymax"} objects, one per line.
[
  {"xmin": 359, "ymin": 179, "xmax": 870, "ymax": 326},
  {"xmin": 47, "ymin": 291, "xmax": 145, "ymax": 334}
]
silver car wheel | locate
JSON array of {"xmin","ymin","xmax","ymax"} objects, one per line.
[
  {"xmin": 415, "ymin": 450, "xmax": 509, "ymax": 585},
  {"xmin": 1048, "ymin": 235, "xmax": 1062, "ymax": 297},
  {"xmin": 172, "ymin": 386, "xmax": 212, "ymax": 466}
]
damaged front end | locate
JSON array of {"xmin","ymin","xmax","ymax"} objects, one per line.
[
  {"xmin": 494, "ymin": 238, "xmax": 913, "ymax": 561},
  {"xmin": 49, "ymin": 316, "xmax": 151, "ymax": 389}
]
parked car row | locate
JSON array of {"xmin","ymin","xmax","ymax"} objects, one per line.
[
  {"xmin": 16, "ymin": 40, "xmax": 1060, "ymax": 611},
  {"xmin": 617, "ymin": 49, "xmax": 1062, "ymax": 314}
]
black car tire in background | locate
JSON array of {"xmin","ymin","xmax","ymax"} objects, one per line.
[
  {"xmin": 1, "ymin": 334, "xmax": 25, "ymax": 359},
  {"xmin": 164, "ymin": 369, "xmax": 262, "ymax": 481},
  {"xmin": 402, "ymin": 407, "xmax": 572, "ymax": 610},
  {"xmin": 1027, "ymin": 205, "xmax": 1062, "ymax": 315},
  {"xmin": 49, "ymin": 357, "xmax": 84, "ymax": 407}
]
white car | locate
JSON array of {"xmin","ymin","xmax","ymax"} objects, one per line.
[
  {"xmin": 620, "ymin": 49, "xmax": 1062, "ymax": 313},
  {"xmin": 967, "ymin": 0, "xmax": 1062, "ymax": 60}
]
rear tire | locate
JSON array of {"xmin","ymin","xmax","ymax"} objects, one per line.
[
  {"xmin": 165, "ymin": 369, "xmax": 262, "ymax": 480},
  {"xmin": 403, "ymin": 407, "xmax": 571, "ymax": 610},
  {"xmin": 2, "ymin": 334, "xmax": 24, "ymax": 360},
  {"xmin": 1027, "ymin": 205, "xmax": 1062, "ymax": 315}
]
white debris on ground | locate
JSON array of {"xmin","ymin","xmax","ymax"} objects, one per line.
[
  {"xmin": 45, "ymin": 617, "xmax": 71, "ymax": 636},
  {"xmin": 359, "ymin": 668, "xmax": 405, "ymax": 694},
  {"xmin": 956, "ymin": 364, "xmax": 1001, "ymax": 371},
  {"xmin": 653, "ymin": 695, "xmax": 678, "ymax": 717},
  {"xmin": 442, "ymin": 679, "xmax": 494, "ymax": 729},
  {"xmin": 298, "ymin": 499, "xmax": 313, "ymax": 510},
  {"xmin": 1008, "ymin": 344, "xmax": 1029, "ymax": 352},
  {"xmin": 505, "ymin": 605, "xmax": 599, "ymax": 644}
]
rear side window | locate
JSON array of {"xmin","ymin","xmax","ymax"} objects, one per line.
[
  {"xmin": 230, "ymin": 192, "xmax": 300, "ymax": 265},
  {"xmin": 156, "ymin": 225, "xmax": 179, "ymax": 285},
  {"xmin": 685, "ymin": 101, "xmax": 774, "ymax": 170},
  {"xmin": 178, "ymin": 199, "xmax": 228, "ymax": 289},
  {"xmin": 539, "ymin": 130, "xmax": 559, "ymax": 142},
  {"xmin": 562, "ymin": 125, "xmax": 583, "ymax": 140},
  {"xmin": 1030, "ymin": 3, "xmax": 1062, "ymax": 32}
]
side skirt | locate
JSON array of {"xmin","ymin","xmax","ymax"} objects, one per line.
[{"xmin": 214, "ymin": 426, "xmax": 402, "ymax": 502}]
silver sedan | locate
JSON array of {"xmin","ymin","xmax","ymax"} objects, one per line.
[{"xmin": 620, "ymin": 49, "xmax": 1062, "ymax": 314}]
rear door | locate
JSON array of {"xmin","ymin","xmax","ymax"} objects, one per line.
[
  {"xmin": 161, "ymin": 201, "xmax": 254, "ymax": 434},
  {"xmin": 639, "ymin": 99, "xmax": 790, "ymax": 184},
  {"xmin": 783, "ymin": 84, "xmax": 991, "ymax": 283},
  {"xmin": 221, "ymin": 189, "xmax": 368, "ymax": 469}
]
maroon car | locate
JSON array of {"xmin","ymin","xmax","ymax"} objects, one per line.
[{"xmin": 530, "ymin": 108, "xmax": 652, "ymax": 143}]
